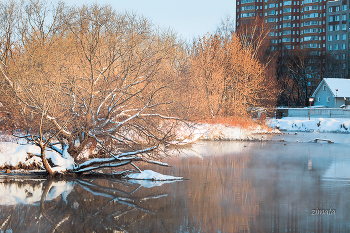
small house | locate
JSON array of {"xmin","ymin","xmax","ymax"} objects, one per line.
[{"xmin": 312, "ymin": 78, "xmax": 350, "ymax": 108}]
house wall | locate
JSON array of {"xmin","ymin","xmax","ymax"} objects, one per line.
[{"xmin": 313, "ymin": 83, "xmax": 341, "ymax": 108}]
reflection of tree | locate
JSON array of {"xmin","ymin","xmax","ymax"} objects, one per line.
[
  {"xmin": 138, "ymin": 152, "xmax": 260, "ymax": 232},
  {"xmin": 0, "ymin": 178, "xmax": 168, "ymax": 232},
  {"xmin": 184, "ymin": 155, "xmax": 259, "ymax": 232}
]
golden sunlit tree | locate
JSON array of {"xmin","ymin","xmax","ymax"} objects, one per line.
[
  {"xmin": 189, "ymin": 24, "xmax": 277, "ymax": 119},
  {"xmin": 0, "ymin": 0, "xmax": 187, "ymax": 175}
]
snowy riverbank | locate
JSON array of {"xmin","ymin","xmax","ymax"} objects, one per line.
[
  {"xmin": 268, "ymin": 117, "xmax": 350, "ymax": 133},
  {"xmin": 0, "ymin": 122, "xmax": 278, "ymax": 174}
]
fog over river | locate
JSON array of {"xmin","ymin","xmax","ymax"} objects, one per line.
[{"xmin": 0, "ymin": 132, "xmax": 349, "ymax": 232}]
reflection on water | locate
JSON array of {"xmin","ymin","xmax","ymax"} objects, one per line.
[{"xmin": 0, "ymin": 132, "xmax": 350, "ymax": 232}]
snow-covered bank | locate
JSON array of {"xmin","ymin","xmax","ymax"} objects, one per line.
[
  {"xmin": 0, "ymin": 142, "xmax": 75, "ymax": 172},
  {"xmin": 268, "ymin": 117, "xmax": 350, "ymax": 133},
  {"xmin": 0, "ymin": 121, "xmax": 279, "ymax": 172}
]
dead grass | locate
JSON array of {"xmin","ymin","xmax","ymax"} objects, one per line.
[{"xmin": 200, "ymin": 116, "xmax": 268, "ymax": 130}]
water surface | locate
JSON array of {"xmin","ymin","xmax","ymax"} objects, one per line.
[{"xmin": 0, "ymin": 132, "xmax": 349, "ymax": 232}]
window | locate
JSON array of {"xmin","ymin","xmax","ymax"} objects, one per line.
[
  {"xmin": 282, "ymin": 37, "xmax": 291, "ymax": 42},
  {"xmin": 328, "ymin": 44, "xmax": 332, "ymax": 50},
  {"xmin": 342, "ymin": 5, "xmax": 347, "ymax": 11},
  {"xmin": 282, "ymin": 30, "xmax": 292, "ymax": 35},
  {"xmin": 328, "ymin": 35, "xmax": 332, "ymax": 41},
  {"xmin": 269, "ymin": 3, "xmax": 276, "ymax": 7},
  {"xmin": 269, "ymin": 10, "xmax": 275, "ymax": 15},
  {"xmin": 241, "ymin": 0, "xmax": 255, "ymax": 3},
  {"xmin": 328, "ymin": 25, "xmax": 333, "ymax": 31},
  {"xmin": 283, "ymin": 15, "xmax": 292, "ymax": 20},
  {"xmin": 342, "ymin": 54, "xmax": 346, "ymax": 59},
  {"xmin": 317, "ymin": 97, "xmax": 320, "ymax": 102},
  {"xmin": 342, "ymin": 34, "xmax": 346, "ymax": 40},
  {"xmin": 283, "ymin": 23, "xmax": 291, "ymax": 27},
  {"xmin": 341, "ymin": 43, "xmax": 346, "ymax": 49},
  {"xmin": 329, "ymin": 16, "xmax": 333, "ymax": 22},
  {"xmin": 305, "ymin": 5, "xmax": 318, "ymax": 11},
  {"xmin": 335, "ymin": 15, "xmax": 340, "ymax": 21},
  {"xmin": 269, "ymin": 17, "xmax": 276, "ymax": 22},
  {"xmin": 283, "ymin": 7, "xmax": 291, "ymax": 13},
  {"xmin": 335, "ymin": 44, "xmax": 339, "ymax": 50},
  {"xmin": 304, "ymin": 28, "xmax": 318, "ymax": 33},
  {"xmin": 336, "ymin": 6, "xmax": 340, "ymax": 11},
  {"xmin": 306, "ymin": 43, "xmax": 318, "ymax": 48},
  {"xmin": 241, "ymin": 5, "xmax": 256, "ymax": 10},
  {"xmin": 323, "ymin": 85, "xmax": 326, "ymax": 91},
  {"xmin": 304, "ymin": 13, "xmax": 318, "ymax": 19},
  {"xmin": 329, "ymin": 7, "xmax": 333, "ymax": 12},
  {"xmin": 342, "ymin": 14, "xmax": 346, "ymax": 20},
  {"xmin": 241, "ymin": 13, "xmax": 255, "ymax": 17},
  {"xmin": 327, "ymin": 97, "xmax": 330, "ymax": 102},
  {"xmin": 342, "ymin": 24, "xmax": 346, "ymax": 30},
  {"xmin": 335, "ymin": 35, "xmax": 339, "ymax": 40},
  {"xmin": 335, "ymin": 25, "xmax": 340, "ymax": 31},
  {"xmin": 304, "ymin": 36, "xmax": 318, "ymax": 41},
  {"xmin": 304, "ymin": 20, "xmax": 319, "ymax": 26},
  {"xmin": 335, "ymin": 54, "xmax": 339, "ymax": 60},
  {"xmin": 284, "ymin": 1, "xmax": 292, "ymax": 5}
]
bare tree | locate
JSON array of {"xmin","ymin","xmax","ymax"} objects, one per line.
[
  {"xmin": 0, "ymin": 1, "xmax": 186, "ymax": 175},
  {"xmin": 189, "ymin": 21, "xmax": 277, "ymax": 119}
]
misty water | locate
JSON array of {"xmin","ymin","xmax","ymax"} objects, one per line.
[{"xmin": 1, "ymin": 132, "xmax": 350, "ymax": 233}]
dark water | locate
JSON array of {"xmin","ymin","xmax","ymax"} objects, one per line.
[{"xmin": 1, "ymin": 132, "xmax": 350, "ymax": 233}]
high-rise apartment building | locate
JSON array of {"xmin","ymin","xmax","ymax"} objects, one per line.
[
  {"xmin": 237, "ymin": 0, "xmax": 328, "ymax": 53},
  {"xmin": 236, "ymin": 0, "xmax": 349, "ymax": 96},
  {"xmin": 326, "ymin": 0, "xmax": 349, "ymax": 78}
]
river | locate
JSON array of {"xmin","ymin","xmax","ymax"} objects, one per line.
[{"xmin": 0, "ymin": 132, "xmax": 349, "ymax": 232}]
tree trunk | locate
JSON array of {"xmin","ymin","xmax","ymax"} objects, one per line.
[{"xmin": 41, "ymin": 146, "xmax": 54, "ymax": 175}]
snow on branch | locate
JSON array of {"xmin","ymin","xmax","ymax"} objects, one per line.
[
  {"xmin": 74, "ymin": 161, "xmax": 131, "ymax": 173},
  {"xmin": 75, "ymin": 146, "xmax": 158, "ymax": 171}
]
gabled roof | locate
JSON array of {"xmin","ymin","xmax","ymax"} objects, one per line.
[{"xmin": 312, "ymin": 78, "xmax": 350, "ymax": 98}]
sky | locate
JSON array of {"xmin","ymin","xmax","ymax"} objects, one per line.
[{"xmin": 65, "ymin": 0, "xmax": 236, "ymax": 42}]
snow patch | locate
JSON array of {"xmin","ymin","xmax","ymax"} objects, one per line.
[
  {"xmin": 126, "ymin": 179, "xmax": 180, "ymax": 188},
  {"xmin": 125, "ymin": 170, "xmax": 183, "ymax": 181},
  {"xmin": 0, "ymin": 142, "xmax": 75, "ymax": 171}
]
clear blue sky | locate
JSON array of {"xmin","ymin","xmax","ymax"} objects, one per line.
[{"xmin": 65, "ymin": 0, "xmax": 236, "ymax": 42}]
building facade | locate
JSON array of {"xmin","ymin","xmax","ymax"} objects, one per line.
[
  {"xmin": 236, "ymin": 0, "xmax": 328, "ymax": 53},
  {"xmin": 236, "ymin": 0, "xmax": 349, "ymax": 96},
  {"xmin": 326, "ymin": 0, "xmax": 349, "ymax": 78}
]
